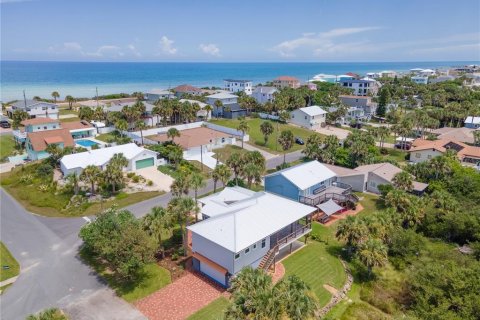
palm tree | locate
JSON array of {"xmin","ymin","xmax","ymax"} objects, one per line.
[
  {"xmin": 78, "ymin": 106, "xmax": 94, "ymax": 121},
  {"xmin": 151, "ymin": 105, "xmax": 161, "ymax": 126},
  {"xmin": 237, "ymin": 120, "xmax": 250, "ymax": 149},
  {"xmin": 204, "ymin": 104, "xmax": 213, "ymax": 120},
  {"xmin": 115, "ymin": 119, "xmax": 128, "ymax": 138},
  {"xmin": 276, "ymin": 275, "xmax": 318, "ymax": 320},
  {"xmin": 104, "ymin": 163, "xmax": 123, "ymax": 193},
  {"xmin": 143, "ymin": 206, "xmax": 173, "ymax": 258},
  {"xmin": 277, "ymin": 130, "xmax": 294, "ymax": 165},
  {"xmin": 167, "ymin": 127, "xmax": 180, "ymax": 142},
  {"xmin": 80, "ymin": 165, "xmax": 101, "ymax": 194},
  {"xmin": 242, "ymin": 163, "xmax": 262, "ymax": 188},
  {"xmin": 170, "ymin": 173, "xmax": 191, "ymax": 197},
  {"xmin": 51, "ymin": 91, "xmax": 60, "ymax": 103},
  {"xmin": 303, "ymin": 133, "xmax": 322, "ymax": 160},
  {"xmin": 190, "ymin": 172, "xmax": 206, "ymax": 219},
  {"xmin": 67, "ymin": 172, "xmax": 80, "ymax": 195},
  {"xmin": 214, "ymin": 100, "xmax": 223, "ymax": 119},
  {"xmin": 65, "ymin": 95, "xmax": 75, "ymax": 110},
  {"xmin": 260, "ymin": 121, "xmax": 274, "ymax": 146},
  {"xmin": 93, "ymin": 106, "xmax": 105, "ymax": 121},
  {"xmin": 168, "ymin": 196, "xmax": 197, "ymax": 255},
  {"xmin": 226, "ymin": 153, "xmax": 244, "ymax": 185},
  {"xmin": 45, "ymin": 144, "xmax": 63, "ymax": 167},
  {"xmin": 392, "ymin": 171, "xmax": 413, "ymax": 191},
  {"xmin": 336, "ymin": 216, "xmax": 369, "ymax": 253},
  {"xmin": 110, "ymin": 153, "xmax": 128, "ymax": 169},
  {"xmin": 376, "ymin": 126, "xmax": 390, "ymax": 149},
  {"xmin": 212, "ymin": 164, "xmax": 230, "ymax": 192},
  {"xmin": 11, "ymin": 110, "xmax": 29, "ymax": 129},
  {"xmin": 135, "ymin": 120, "xmax": 147, "ymax": 145},
  {"xmin": 358, "ymin": 238, "xmax": 388, "ymax": 278}
]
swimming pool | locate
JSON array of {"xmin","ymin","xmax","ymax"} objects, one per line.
[{"xmin": 76, "ymin": 139, "xmax": 99, "ymax": 147}]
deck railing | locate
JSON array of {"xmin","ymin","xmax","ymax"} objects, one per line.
[
  {"xmin": 299, "ymin": 193, "xmax": 358, "ymax": 207},
  {"xmin": 275, "ymin": 223, "xmax": 312, "ymax": 248}
]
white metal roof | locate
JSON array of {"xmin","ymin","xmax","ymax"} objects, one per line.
[
  {"xmin": 60, "ymin": 143, "xmax": 157, "ymax": 170},
  {"xmin": 206, "ymin": 92, "xmax": 238, "ymax": 99},
  {"xmin": 268, "ymin": 160, "xmax": 337, "ymax": 190},
  {"xmin": 179, "ymin": 99, "xmax": 209, "ymax": 109},
  {"xmin": 298, "ymin": 106, "xmax": 327, "ymax": 117},
  {"xmin": 465, "ymin": 116, "xmax": 480, "ymax": 124},
  {"xmin": 188, "ymin": 188, "xmax": 316, "ymax": 252},
  {"xmin": 317, "ymin": 199, "xmax": 343, "ymax": 216}
]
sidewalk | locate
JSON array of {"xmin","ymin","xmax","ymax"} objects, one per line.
[{"xmin": 0, "ymin": 275, "xmax": 18, "ymax": 288}]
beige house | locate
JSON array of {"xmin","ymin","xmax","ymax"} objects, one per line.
[
  {"xmin": 273, "ymin": 76, "xmax": 301, "ymax": 89},
  {"xmin": 409, "ymin": 139, "xmax": 480, "ymax": 165}
]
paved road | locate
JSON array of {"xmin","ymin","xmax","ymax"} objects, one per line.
[
  {"xmin": 0, "ymin": 189, "xmax": 146, "ymax": 320},
  {"xmin": 0, "ymin": 149, "xmax": 304, "ymax": 319}
]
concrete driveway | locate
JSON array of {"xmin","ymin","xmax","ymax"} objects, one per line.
[{"xmin": 135, "ymin": 166, "xmax": 174, "ymax": 192}]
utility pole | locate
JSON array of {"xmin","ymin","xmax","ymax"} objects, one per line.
[
  {"xmin": 96, "ymin": 87, "xmax": 99, "ymax": 108},
  {"xmin": 23, "ymin": 90, "xmax": 27, "ymax": 108},
  {"xmin": 200, "ymin": 145, "xmax": 204, "ymax": 172}
]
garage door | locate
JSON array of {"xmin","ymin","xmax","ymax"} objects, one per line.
[
  {"xmin": 135, "ymin": 157, "xmax": 154, "ymax": 169},
  {"xmin": 200, "ymin": 262, "xmax": 226, "ymax": 286}
]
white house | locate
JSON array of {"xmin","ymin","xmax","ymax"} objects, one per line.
[
  {"xmin": 60, "ymin": 143, "xmax": 160, "ymax": 176},
  {"xmin": 465, "ymin": 116, "xmax": 480, "ymax": 129},
  {"xmin": 224, "ymin": 79, "xmax": 253, "ymax": 95},
  {"xmin": 145, "ymin": 89, "xmax": 175, "ymax": 102},
  {"xmin": 7, "ymin": 100, "xmax": 59, "ymax": 119},
  {"xmin": 289, "ymin": 106, "xmax": 327, "ymax": 130},
  {"xmin": 339, "ymin": 79, "xmax": 379, "ymax": 96},
  {"xmin": 411, "ymin": 76, "xmax": 429, "ymax": 85},
  {"xmin": 187, "ymin": 187, "xmax": 316, "ymax": 287},
  {"xmin": 251, "ymin": 86, "xmax": 278, "ymax": 104}
]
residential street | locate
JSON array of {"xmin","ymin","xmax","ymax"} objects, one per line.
[{"xmin": 0, "ymin": 150, "xmax": 304, "ymax": 319}]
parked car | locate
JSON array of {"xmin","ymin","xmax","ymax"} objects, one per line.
[
  {"xmin": 0, "ymin": 120, "xmax": 11, "ymax": 128},
  {"xmin": 394, "ymin": 142, "xmax": 411, "ymax": 150},
  {"xmin": 350, "ymin": 122, "xmax": 363, "ymax": 129},
  {"xmin": 295, "ymin": 137, "xmax": 304, "ymax": 145}
]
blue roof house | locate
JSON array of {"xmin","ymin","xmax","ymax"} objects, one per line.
[{"xmin": 264, "ymin": 161, "xmax": 358, "ymax": 207}]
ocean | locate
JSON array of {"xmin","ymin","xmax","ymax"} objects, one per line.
[{"xmin": 1, "ymin": 61, "xmax": 478, "ymax": 101}]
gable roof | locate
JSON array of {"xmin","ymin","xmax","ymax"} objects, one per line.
[
  {"xmin": 60, "ymin": 143, "xmax": 157, "ymax": 170},
  {"xmin": 21, "ymin": 117, "xmax": 59, "ymax": 126},
  {"xmin": 27, "ymin": 129, "xmax": 74, "ymax": 152},
  {"xmin": 60, "ymin": 120, "xmax": 93, "ymax": 131},
  {"xmin": 297, "ymin": 106, "xmax": 327, "ymax": 117},
  {"xmin": 253, "ymin": 86, "xmax": 278, "ymax": 94},
  {"xmin": 188, "ymin": 188, "xmax": 316, "ymax": 252},
  {"xmin": 266, "ymin": 161, "xmax": 337, "ymax": 190},
  {"xmin": 355, "ymin": 162, "xmax": 402, "ymax": 182},
  {"xmin": 10, "ymin": 100, "xmax": 57, "ymax": 109},
  {"xmin": 431, "ymin": 127, "xmax": 475, "ymax": 144}
]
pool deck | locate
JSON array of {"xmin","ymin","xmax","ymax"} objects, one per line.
[{"xmin": 74, "ymin": 137, "xmax": 106, "ymax": 148}]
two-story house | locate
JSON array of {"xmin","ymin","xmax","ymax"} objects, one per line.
[
  {"xmin": 16, "ymin": 118, "xmax": 96, "ymax": 160},
  {"xmin": 289, "ymin": 106, "xmax": 327, "ymax": 130},
  {"xmin": 206, "ymin": 92, "xmax": 246, "ymax": 119},
  {"xmin": 224, "ymin": 79, "xmax": 253, "ymax": 95},
  {"xmin": 187, "ymin": 187, "xmax": 316, "ymax": 287},
  {"xmin": 7, "ymin": 100, "xmax": 59, "ymax": 119},
  {"xmin": 339, "ymin": 95, "xmax": 378, "ymax": 116},
  {"xmin": 272, "ymin": 76, "xmax": 300, "ymax": 89},
  {"xmin": 264, "ymin": 161, "xmax": 358, "ymax": 207},
  {"xmin": 144, "ymin": 89, "xmax": 175, "ymax": 102},
  {"xmin": 173, "ymin": 84, "xmax": 203, "ymax": 98},
  {"xmin": 251, "ymin": 86, "xmax": 278, "ymax": 104},
  {"xmin": 339, "ymin": 79, "xmax": 379, "ymax": 96}
]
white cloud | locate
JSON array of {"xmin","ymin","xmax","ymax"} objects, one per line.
[
  {"xmin": 272, "ymin": 26, "xmax": 382, "ymax": 57},
  {"xmin": 158, "ymin": 36, "xmax": 177, "ymax": 55},
  {"xmin": 86, "ymin": 45, "xmax": 123, "ymax": 57},
  {"xmin": 48, "ymin": 42, "xmax": 84, "ymax": 55},
  {"xmin": 199, "ymin": 43, "xmax": 221, "ymax": 57},
  {"xmin": 128, "ymin": 44, "xmax": 141, "ymax": 57}
]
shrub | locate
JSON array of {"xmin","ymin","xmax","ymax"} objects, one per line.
[
  {"xmin": 132, "ymin": 175, "xmax": 140, "ymax": 183},
  {"xmin": 147, "ymin": 180, "xmax": 153, "ymax": 186},
  {"xmin": 37, "ymin": 184, "xmax": 50, "ymax": 192},
  {"xmin": 36, "ymin": 163, "xmax": 54, "ymax": 178},
  {"xmin": 171, "ymin": 253, "xmax": 179, "ymax": 261},
  {"xmin": 127, "ymin": 172, "xmax": 135, "ymax": 178},
  {"xmin": 19, "ymin": 174, "xmax": 34, "ymax": 184}
]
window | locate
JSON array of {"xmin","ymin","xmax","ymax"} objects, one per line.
[
  {"xmin": 415, "ymin": 153, "xmax": 421, "ymax": 158},
  {"xmin": 427, "ymin": 155, "xmax": 432, "ymax": 159},
  {"xmin": 253, "ymin": 244, "xmax": 257, "ymax": 250},
  {"xmin": 37, "ymin": 127, "xmax": 40, "ymax": 130},
  {"xmin": 370, "ymin": 181, "xmax": 376, "ymax": 187},
  {"xmin": 53, "ymin": 125, "xmax": 56, "ymax": 129},
  {"xmin": 261, "ymin": 238, "xmax": 266, "ymax": 248},
  {"xmin": 305, "ymin": 116, "xmax": 307, "ymax": 120},
  {"xmin": 235, "ymin": 253, "xmax": 240, "ymax": 259},
  {"xmin": 44, "ymin": 126, "xmax": 47, "ymax": 130},
  {"xmin": 244, "ymin": 248, "xmax": 250, "ymax": 254}
]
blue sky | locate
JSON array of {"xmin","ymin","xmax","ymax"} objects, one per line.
[{"xmin": 1, "ymin": 0, "xmax": 479, "ymax": 62}]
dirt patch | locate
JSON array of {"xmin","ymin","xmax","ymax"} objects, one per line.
[{"xmin": 323, "ymin": 284, "xmax": 338, "ymax": 295}]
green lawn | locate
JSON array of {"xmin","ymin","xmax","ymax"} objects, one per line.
[
  {"xmin": 379, "ymin": 149, "xmax": 408, "ymax": 164},
  {"xmin": 187, "ymin": 297, "xmax": 230, "ymax": 320},
  {"xmin": 283, "ymin": 238, "xmax": 346, "ymax": 307},
  {"xmin": 0, "ymin": 135, "xmax": 17, "ymax": 160},
  {"xmin": 96, "ymin": 132, "xmax": 117, "ymax": 143},
  {"xmin": 59, "ymin": 108, "xmax": 78, "ymax": 116},
  {"xmin": 213, "ymin": 144, "xmax": 249, "ymax": 163},
  {"xmin": 0, "ymin": 242, "xmax": 20, "ymax": 282},
  {"xmin": 0, "ymin": 163, "xmax": 162, "ymax": 217},
  {"xmin": 60, "ymin": 116, "xmax": 81, "ymax": 122},
  {"xmin": 80, "ymin": 248, "xmax": 171, "ymax": 302},
  {"xmin": 210, "ymin": 118, "xmax": 322, "ymax": 154}
]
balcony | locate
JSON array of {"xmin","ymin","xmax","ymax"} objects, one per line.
[{"xmin": 299, "ymin": 182, "xmax": 358, "ymax": 207}]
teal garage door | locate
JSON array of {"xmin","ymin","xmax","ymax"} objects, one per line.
[{"xmin": 135, "ymin": 158, "xmax": 154, "ymax": 169}]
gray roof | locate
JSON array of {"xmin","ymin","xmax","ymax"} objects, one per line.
[
  {"xmin": 10, "ymin": 100, "xmax": 57, "ymax": 109},
  {"xmin": 206, "ymin": 92, "xmax": 238, "ymax": 100},
  {"xmin": 253, "ymin": 86, "xmax": 278, "ymax": 94},
  {"xmin": 317, "ymin": 199, "xmax": 343, "ymax": 216}
]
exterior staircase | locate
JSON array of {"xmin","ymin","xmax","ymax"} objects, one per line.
[{"xmin": 258, "ymin": 246, "xmax": 279, "ymax": 271}]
